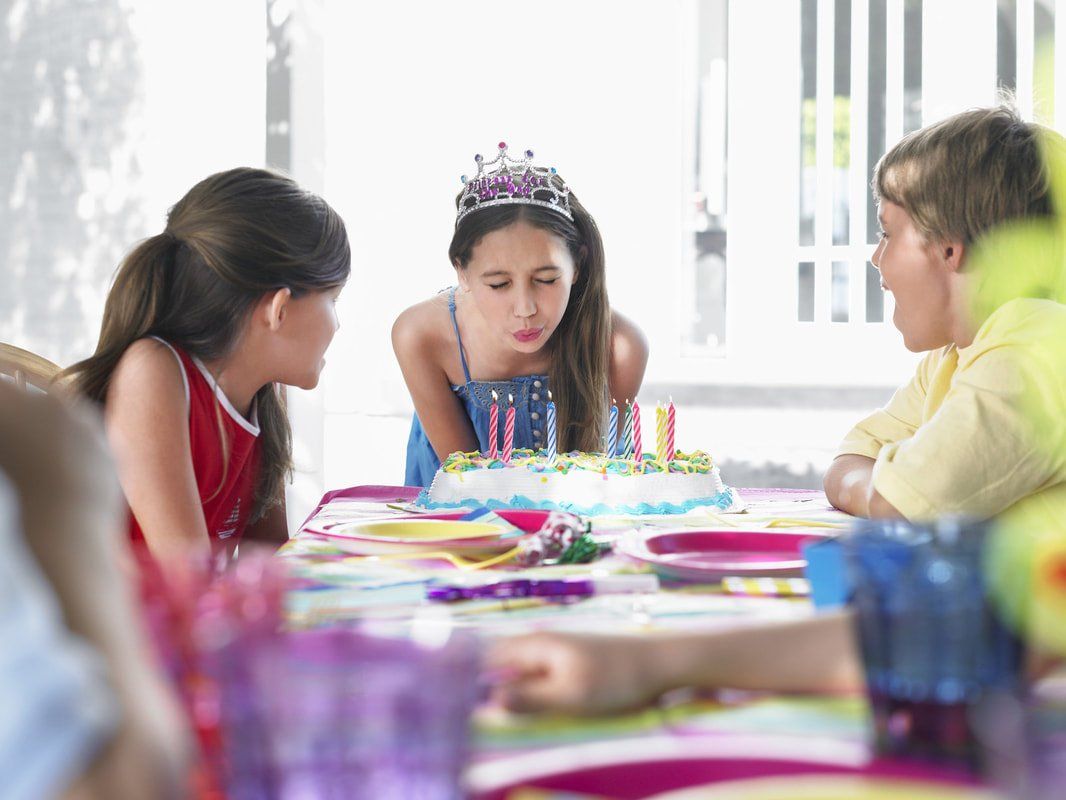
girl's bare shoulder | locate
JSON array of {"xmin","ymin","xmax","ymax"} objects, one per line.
[
  {"xmin": 391, "ymin": 293, "xmax": 455, "ymax": 365},
  {"xmin": 110, "ymin": 338, "xmax": 185, "ymax": 397},
  {"xmin": 609, "ymin": 309, "xmax": 649, "ymax": 363},
  {"xmin": 105, "ymin": 338, "xmax": 189, "ymax": 432}
]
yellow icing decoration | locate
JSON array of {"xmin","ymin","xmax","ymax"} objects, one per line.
[{"xmin": 438, "ymin": 448, "xmax": 715, "ymax": 477}]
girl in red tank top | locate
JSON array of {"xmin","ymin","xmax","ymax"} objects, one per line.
[
  {"xmin": 127, "ymin": 339, "xmax": 262, "ymax": 562},
  {"xmin": 67, "ymin": 168, "xmax": 350, "ymax": 566}
]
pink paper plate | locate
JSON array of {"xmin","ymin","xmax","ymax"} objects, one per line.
[
  {"xmin": 467, "ymin": 736, "xmax": 983, "ymax": 800},
  {"xmin": 618, "ymin": 528, "xmax": 831, "ymax": 580}
]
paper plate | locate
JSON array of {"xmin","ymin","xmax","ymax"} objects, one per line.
[
  {"xmin": 618, "ymin": 528, "xmax": 831, "ymax": 580},
  {"xmin": 649, "ymin": 774, "xmax": 999, "ymax": 799},
  {"xmin": 306, "ymin": 509, "xmax": 563, "ymax": 554},
  {"xmin": 312, "ymin": 519, "xmax": 515, "ymax": 554},
  {"xmin": 467, "ymin": 736, "xmax": 984, "ymax": 800}
]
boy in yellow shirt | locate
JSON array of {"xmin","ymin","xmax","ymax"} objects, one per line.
[
  {"xmin": 824, "ymin": 107, "xmax": 1066, "ymax": 522},
  {"xmin": 489, "ymin": 105, "xmax": 1066, "ymax": 714}
]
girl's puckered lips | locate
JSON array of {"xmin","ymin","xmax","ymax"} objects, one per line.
[{"xmin": 512, "ymin": 327, "xmax": 544, "ymax": 343}]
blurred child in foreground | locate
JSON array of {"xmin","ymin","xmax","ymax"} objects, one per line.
[{"xmin": 0, "ymin": 380, "xmax": 189, "ymax": 798}]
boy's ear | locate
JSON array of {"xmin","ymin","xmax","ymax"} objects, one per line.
[
  {"xmin": 265, "ymin": 288, "xmax": 292, "ymax": 331},
  {"xmin": 943, "ymin": 240, "xmax": 966, "ymax": 273}
]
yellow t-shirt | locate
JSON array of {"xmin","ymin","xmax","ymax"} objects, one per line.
[{"xmin": 837, "ymin": 298, "xmax": 1066, "ymax": 521}]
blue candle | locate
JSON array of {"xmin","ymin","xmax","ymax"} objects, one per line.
[
  {"xmin": 606, "ymin": 400, "xmax": 618, "ymax": 457},
  {"xmin": 546, "ymin": 390, "xmax": 557, "ymax": 465},
  {"xmin": 621, "ymin": 399, "xmax": 634, "ymax": 458}
]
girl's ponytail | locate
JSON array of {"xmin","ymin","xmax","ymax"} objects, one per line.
[{"xmin": 67, "ymin": 233, "xmax": 177, "ymax": 404}]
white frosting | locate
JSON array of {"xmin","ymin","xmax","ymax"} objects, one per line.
[{"xmin": 421, "ymin": 459, "xmax": 740, "ymax": 516}]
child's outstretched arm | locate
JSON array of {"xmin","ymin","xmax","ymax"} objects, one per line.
[
  {"xmin": 393, "ymin": 303, "xmax": 481, "ymax": 459},
  {"xmin": 487, "ymin": 611, "xmax": 862, "ymax": 716},
  {"xmin": 105, "ymin": 338, "xmax": 213, "ymax": 561}
]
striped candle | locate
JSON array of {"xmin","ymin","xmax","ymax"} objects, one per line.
[
  {"xmin": 666, "ymin": 398, "xmax": 676, "ymax": 462},
  {"xmin": 632, "ymin": 400, "xmax": 643, "ymax": 465},
  {"xmin": 606, "ymin": 400, "xmax": 618, "ymax": 457},
  {"xmin": 487, "ymin": 389, "xmax": 499, "ymax": 460},
  {"xmin": 545, "ymin": 390, "xmax": 557, "ymax": 464},
  {"xmin": 502, "ymin": 394, "xmax": 515, "ymax": 463},
  {"xmin": 652, "ymin": 407, "xmax": 660, "ymax": 462},
  {"xmin": 621, "ymin": 399, "xmax": 634, "ymax": 458}
]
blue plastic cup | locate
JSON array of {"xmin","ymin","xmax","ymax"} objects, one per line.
[{"xmin": 843, "ymin": 518, "xmax": 1023, "ymax": 771}]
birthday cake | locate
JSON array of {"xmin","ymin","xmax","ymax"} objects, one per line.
[{"xmin": 416, "ymin": 449, "xmax": 742, "ymax": 516}]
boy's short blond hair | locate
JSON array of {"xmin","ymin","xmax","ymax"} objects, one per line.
[{"xmin": 874, "ymin": 105, "xmax": 1054, "ymax": 245}]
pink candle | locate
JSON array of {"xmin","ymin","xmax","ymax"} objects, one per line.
[
  {"xmin": 487, "ymin": 389, "xmax": 499, "ymax": 460},
  {"xmin": 666, "ymin": 398, "xmax": 676, "ymax": 462},
  {"xmin": 502, "ymin": 393, "xmax": 515, "ymax": 463},
  {"xmin": 632, "ymin": 399, "xmax": 643, "ymax": 466}
]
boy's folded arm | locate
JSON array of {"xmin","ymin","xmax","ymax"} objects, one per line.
[
  {"xmin": 837, "ymin": 350, "xmax": 936, "ymax": 459},
  {"xmin": 871, "ymin": 348, "xmax": 1060, "ymax": 520},
  {"xmin": 826, "ymin": 352, "xmax": 936, "ymax": 513},
  {"xmin": 823, "ymin": 454, "xmax": 875, "ymax": 516}
]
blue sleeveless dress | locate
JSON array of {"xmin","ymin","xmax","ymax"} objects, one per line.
[{"xmin": 404, "ymin": 288, "xmax": 550, "ymax": 488}]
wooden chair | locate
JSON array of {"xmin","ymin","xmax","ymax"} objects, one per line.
[{"xmin": 0, "ymin": 343, "xmax": 62, "ymax": 392}]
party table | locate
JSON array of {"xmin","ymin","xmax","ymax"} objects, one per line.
[{"xmin": 276, "ymin": 486, "xmax": 998, "ymax": 799}]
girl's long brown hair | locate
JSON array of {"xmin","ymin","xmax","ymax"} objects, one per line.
[
  {"xmin": 449, "ymin": 177, "xmax": 610, "ymax": 452},
  {"xmin": 65, "ymin": 167, "xmax": 351, "ymax": 520}
]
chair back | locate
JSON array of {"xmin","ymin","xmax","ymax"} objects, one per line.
[{"xmin": 0, "ymin": 343, "xmax": 62, "ymax": 392}]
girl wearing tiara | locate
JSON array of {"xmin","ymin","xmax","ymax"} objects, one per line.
[
  {"xmin": 393, "ymin": 143, "xmax": 648, "ymax": 487},
  {"xmin": 66, "ymin": 168, "xmax": 351, "ymax": 564}
]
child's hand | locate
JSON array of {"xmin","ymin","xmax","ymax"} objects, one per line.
[{"xmin": 485, "ymin": 632, "xmax": 665, "ymax": 716}]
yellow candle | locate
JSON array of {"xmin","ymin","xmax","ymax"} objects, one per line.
[{"xmin": 656, "ymin": 404, "xmax": 668, "ymax": 465}]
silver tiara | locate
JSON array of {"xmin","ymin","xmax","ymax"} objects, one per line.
[{"xmin": 456, "ymin": 141, "xmax": 572, "ymax": 226}]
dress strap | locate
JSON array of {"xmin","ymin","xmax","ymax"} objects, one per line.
[
  {"xmin": 448, "ymin": 287, "xmax": 473, "ymax": 384},
  {"xmin": 148, "ymin": 335, "xmax": 190, "ymax": 410}
]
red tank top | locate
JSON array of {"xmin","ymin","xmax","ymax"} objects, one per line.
[{"xmin": 129, "ymin": 339, "xmax": 262, "ymax": 563}]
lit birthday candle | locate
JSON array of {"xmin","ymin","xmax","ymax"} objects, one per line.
[
  {"xmin": 656, "ymin": 403, "xmax": 668, "ymax": 465},
  {"xmin": 545, "ymin": 390, "xmax": 557, "ymax": 465},
  {"xmin": 502, "ymin": 393, "xmax": 515, "ymax": 463},
  {"xmin": 666, "ymin": 397, "xmax": 676, "ymax": 462},
  {"xmin": 606, "ymin": 399, "xmax": 618, "ymax": 457},
  {"xmin": 632, "ymin": 399, "xmax": 643, "ymax": 466},
  {"xmin": 487, "ymin": 389, "xmax": 499, "ymax": 460}
]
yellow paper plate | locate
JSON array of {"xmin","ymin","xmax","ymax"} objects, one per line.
[
  {"xmin": 332, "ymin": 518, "xmax": 509, "ymax": 543},
  {"xmin": 647, "ymin": 775, "xmax": 1001, "ymax": 800}
]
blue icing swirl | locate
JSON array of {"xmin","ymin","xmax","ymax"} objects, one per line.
[{"xmin": 415, "ymin": 488, "xmax": 741, "ymax": 517}]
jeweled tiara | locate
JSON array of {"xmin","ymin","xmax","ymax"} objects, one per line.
[{"xmin": 456, "ymin": 141, "xmax": 572, "ymax": 226}]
